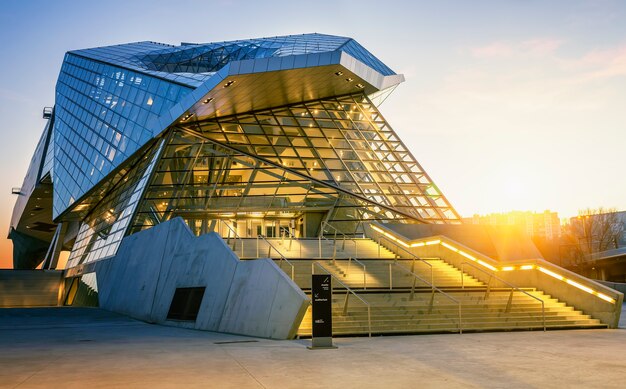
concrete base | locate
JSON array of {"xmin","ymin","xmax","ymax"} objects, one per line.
[
  {"xmin": 308, "ymin": 336, "xmax": 337, "ymax": 349},
  {"xmin": 68, "ymin": 217, "xmax": 309, "ymax": 339}
]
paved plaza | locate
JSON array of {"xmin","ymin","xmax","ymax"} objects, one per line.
[{"xmin": 1, "ymin": 306, "xmax": 625, "ymax": 389}]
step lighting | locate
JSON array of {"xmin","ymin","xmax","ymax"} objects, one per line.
[
  {"xmin": 565, "ymin": 279, "xmax": 594, "ymax": 294},
  {"xmin": 538, "ymin": 267, "xmax": 564, "ymax": 281},
  {"xmin": 409, "ymin": 240, "xmax": 440, "ymax": 247},
  {"xmin": 477, "ymin": 260, "xmax": 497, "ymax": 272},
  {"xmin": 370, "ymin": 223, "xmax": 618, "ymax": 305},
  {"xmin": 370, "ymin": 225, "xmax": 409, "ymax": 247}
]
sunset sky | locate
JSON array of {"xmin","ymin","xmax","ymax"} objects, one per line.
[{"xmin": 1, "ymin": 0, "xmax": 625, "ymax": 268}]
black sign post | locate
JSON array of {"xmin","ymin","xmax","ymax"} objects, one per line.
[{"xmin": 308, "ymin": 274, "xmax": 337, "ymax": 349}]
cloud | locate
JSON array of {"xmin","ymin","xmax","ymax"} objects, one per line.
[
  {"xmin": 577, "ymin": 46, "xmax": 626, "ymax": 79},
  {"xmin": 470, "ymin": 38, "xmax": 564, "ymax": 58}
]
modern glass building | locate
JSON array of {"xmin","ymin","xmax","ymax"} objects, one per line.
[
  {"xmin": 8, "ymin": 34, "xmax": 621, "ymax": 338},
  {"xmin": 10, "ymin": 33, "xmax": 459, "ymax": 271}
]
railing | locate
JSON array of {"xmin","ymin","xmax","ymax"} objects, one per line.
[
  {"xmin": 318, "ymin": 221, "xmax": 358, "ymax": 260},
  {"xmin": 312, "ymin": 262, "xmax": 372, "ymax": 337},
  {"xmin": 461, "ymin": 262, "xmax": 546, "ymax": 331},
  {"xmin": 256, "ymin": 234, "xmax": 295, "ymax": 280},
  {"xmin": 391, "ymin": 263, "xmax": 463, "ymax": 333},
  {"xmin": 346, "ymin": 257, "xmax": 367, "ymax": 290},
  {"xmin": 279, "ymin": 227, "xmax": 302, "ymax": 257},
  {"xmin": 377, "ymin": 235, "xmax": 434, "ymax": 286},
  {"xmin": 217, "ymin": 220, "xmax": 243, "ymax": 256}
]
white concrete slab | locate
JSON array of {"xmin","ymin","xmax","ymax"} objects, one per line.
[{"xmin": 1, "ymin": 307, "xmax": 625, "ymax": 389}]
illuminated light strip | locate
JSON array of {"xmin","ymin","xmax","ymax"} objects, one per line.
[
  {"xmin": 596, "ymin": 293, "xmax": 616, "ymax": 304},
  {"xmin": 371, "ymin": 224, "xmax": 616, "ymax": 304},
  {"xmin": 538, "ymin": 266, "xmax": 564, "ymax": 281},
  {"xmin": 409, "ymin": 240, "xmax": 441, "ymax": 247},
  {"xmin": 458, "ymin": 250, "xmax": 476, "ymax": 261},
  {"xmin": 477, "ymin": 260, "xmax": 498, "ymax": 271},
  {"xmin": 566, "ymin": 279, "xmax": 594, "ymax": 294},
  {"xmin": 371, "ymin": 226, "xmax": 409, "ymax": 247},
  {"xmin": 538, "ymin": 267, "xmax": 616, "ymax": 304},
  {"xmin": 441, "ymin": 242, "xmax": 458, "ymax": 252}
]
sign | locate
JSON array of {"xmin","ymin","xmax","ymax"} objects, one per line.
[{"xmin": 309, "ymin": 274, "xmax": 336, "ymax": 349}]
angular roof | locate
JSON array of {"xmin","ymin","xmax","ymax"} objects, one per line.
[{"xmin": 54, "ymin": 33, "xmax": 405, "ymax": 219}]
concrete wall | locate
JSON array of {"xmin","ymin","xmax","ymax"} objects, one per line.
[
  {"xmin": 91, "ymin": 217, "xmax": 309, "ymax": 339},
  {"xmin": 0, "ymin": 270, "xmax": 63, "ymax": 307}
]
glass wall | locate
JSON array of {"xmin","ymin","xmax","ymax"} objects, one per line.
[
  {"xmin": 127, "ymin": 94, "xmax": 459, "ymax": 239},
  {"xmin": 53, "ymin": 53, "xmax": 192, "ymax": 217},
  {"xmin": 66, "ymin": 140, "xmax": 163, "ymax": 267}
]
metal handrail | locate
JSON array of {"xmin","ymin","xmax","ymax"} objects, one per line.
[
  {"xmin": 319, "ymin": 221, "xmax": 358, "ymax": 259},
  {"xmin": 377, "ymin": 235, "xmax": 433, "ymax": 286},
  {"xmin": 312, "ymin": 262, "xmax": 372, "ymax": 337},
  {"xmin": 346, "ymin": 257, "xmax": 367, "ymax": 290},
  {"xmin": 280, "ymin": 227, "xmax": 301, "ymax": 257},
  {"xmin": 393, "ymin": 263, "xmax": 462, "ymax": 333},
  {"xmin": 461, "ymin": 262, "xmax": 545, "ymax": 331},
  {"xmin": 256, "ymin": 234, "xmax": 295, "ymax": 280},
  {"xmin": 218, "ymin": 220, "xmax": 243, "ymax": 256}
]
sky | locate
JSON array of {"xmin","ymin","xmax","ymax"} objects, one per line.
[{"xmin": 0, "ymin": 0, "xmax": 625, "ymax": 268}]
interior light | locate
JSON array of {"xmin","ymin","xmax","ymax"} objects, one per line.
[
  {"xmin": 345, "ymin": 78, "xmax": 353, "ymax": 82},
  {"xmin": 202, "ymin": 97, "xmax": 213, "ymax": 104},
  {"xmin": 501, "ymin": 266, "xmax": 515, "ymax": 271},
  {"xmin": 223, "ymin": 80, "xmax": 235, "ymax": 88},
  {"xmin": 181, "ymin": 113, "xmax": 194, "ymax": 122},
  {"xmin": 335, "ymin": 71, "xmax": 344, "ymax": 76},
  {"xmin": 520, "ymin": 265, "xmax": 534, "ymax": 270},
  {"xmin": 355, "ymin": 83, "xmax": 365, "ymax": 89}
]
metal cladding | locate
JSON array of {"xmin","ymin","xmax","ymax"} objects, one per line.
[{"xmin": 10, "ymin": 33, "xmax": 460, "ymax": 270}]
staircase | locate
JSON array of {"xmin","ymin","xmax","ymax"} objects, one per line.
[
  {"xmin": 234, "ymin": 236, "xmax": 607, "ymax": 336},
  {"xmin": 297, "ymin": 289, "xmax": 605, "ymax": 336},
  {"xmin": 235, "ymin": 237, "xmax": 396, "ymax": 259},
  {"xmin": 0, "ymin": 270, "xmax": 63, "ymax": 307}
]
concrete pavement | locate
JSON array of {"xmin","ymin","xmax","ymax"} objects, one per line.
[{"xmin": 1, "ymin": 307, "xmax": 625, "ymax": 389}]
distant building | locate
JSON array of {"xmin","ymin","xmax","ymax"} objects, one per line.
[
  {"xmin": 464, "ymin": 210, "xmax": 561, "ymax": 240},
  {"xmin": 567, "ymin": 210, "xmax": 626, "ymax": 251},
  {"xmin": 565, "ymin": 211, "xmax": 626, "ymax": 282}
]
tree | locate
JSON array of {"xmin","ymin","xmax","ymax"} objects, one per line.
[{"xmin": 561, "ymin": 208, "xmax": 623, "ymax": 265}]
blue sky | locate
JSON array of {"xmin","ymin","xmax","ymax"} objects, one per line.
[{"xmin": 1, "ymin": 0, "xmax": 625, "ymax": 265}]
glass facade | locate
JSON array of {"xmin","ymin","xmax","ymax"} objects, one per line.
[
  {"xmin": 183, "ymin": 94, "xmax": 458, "ymax": 223},
  {"xmin": 139, "ymin": 33, "xmax": 394, "ymax": 76},
  {"xmin": 126, "ymin": 93, "xmax": 459, "ymax": 240},
  {"xmin": 66, "ymin": 140, "xmax": 163, "ymax": 267},
  {"xmin": 13, "ymin": 33, "xmax": 461, "ymax": 270},
  {"xmin": 53, "ymin": 53, "xmax": 192, "ymax": 217}
]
